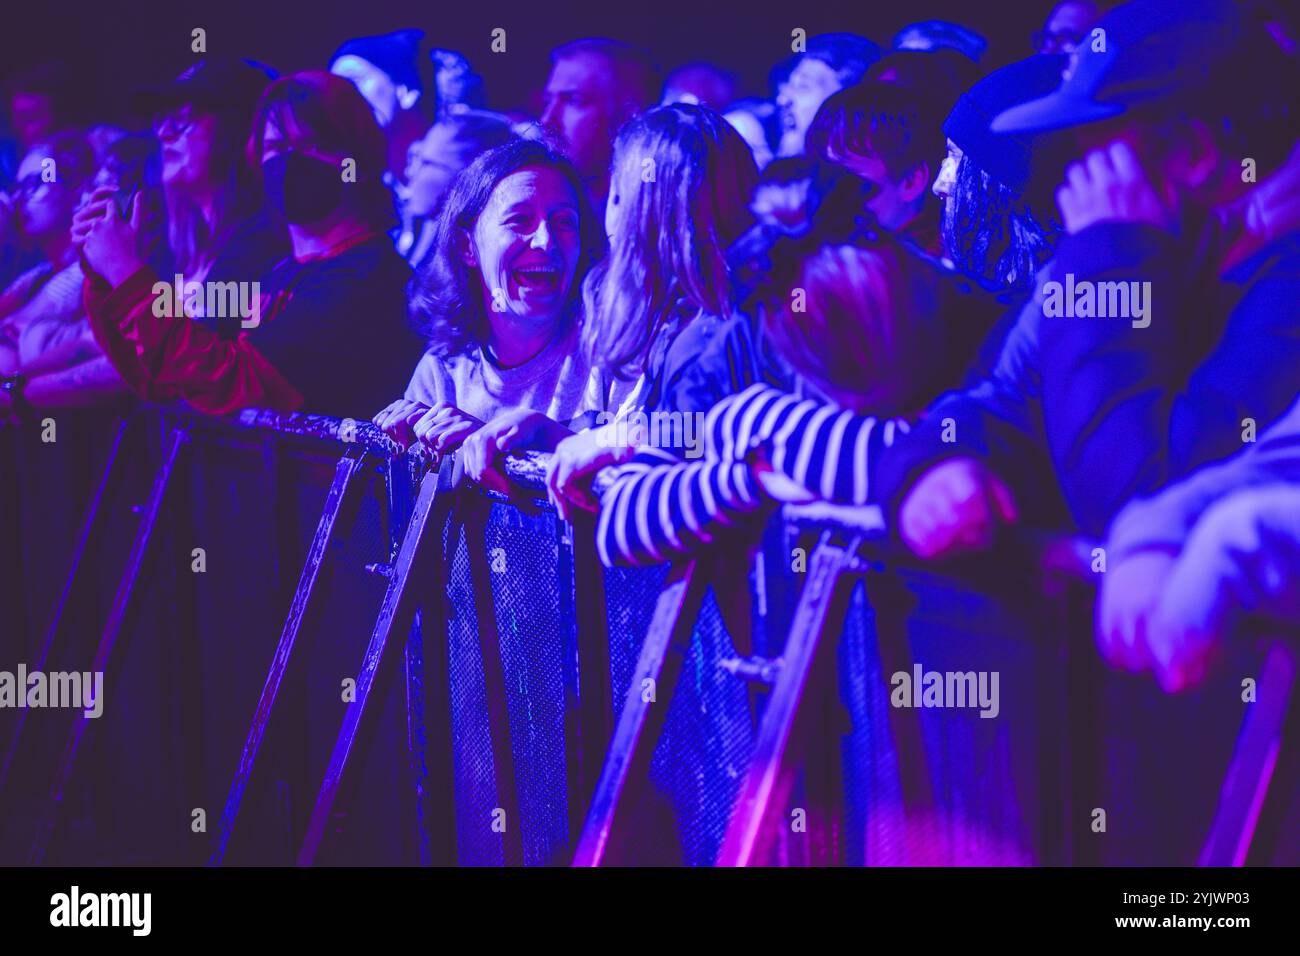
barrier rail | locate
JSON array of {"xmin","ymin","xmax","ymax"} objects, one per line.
[{"xmin": 1, "ymin": 404, "xmax": 1294, "ymax": 866}]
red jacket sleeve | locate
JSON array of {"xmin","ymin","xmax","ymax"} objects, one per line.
[{"xmin": 84, "ymin": 265, "xmax": 304, "ymax": 415}]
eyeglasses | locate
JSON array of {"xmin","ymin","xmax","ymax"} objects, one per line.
[
  {"xmin": 12, "ymin": 174, "xmax": 49, "ymax": 199},
  {"xmin": 1033, "ymin": 28, "xmax": 1086, "ymax": 55},
  {"xmin": 152, "ymin": 105, "xmax": 196, "ymax": 139}
]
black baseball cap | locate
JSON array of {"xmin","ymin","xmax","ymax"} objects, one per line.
[
  {"xmin": 943, "ymin": 54, "xmax": 1067, "ymax": 196},
  {"xmin": 133, "ymin": 57, "xmax": 277, "ymax": 120},
  {"xmin": 991, "ymin": 0, "xmax": 1243, "ymax": 134}
]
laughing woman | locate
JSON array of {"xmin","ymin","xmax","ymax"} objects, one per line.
[{"xmin": 373, "ymin": 138, "xmax": 608, "ymax": 490}]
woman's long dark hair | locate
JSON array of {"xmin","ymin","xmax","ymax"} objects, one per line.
[{"xmin": 410, "ymin": 137, "xmax": 603, "ymax": 358}]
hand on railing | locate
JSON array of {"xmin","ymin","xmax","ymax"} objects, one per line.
[
  {"xmin": 751, "ymin": 457, "xmax": 818, "ymax": 505},
  {"xmin": 1096, "ymin": 550, "xmax": 1178, "ymax": 679},
  {"xmin": 897, "ymin": 457, "xmax": 1018, "ymax": 560},
  {"xmin": 372, "ymin": 399, "xmax": 484, "ymax": 458},
  {"xmin": 546, "ymin": 422, "xmax": 640, "ymax": 521},
  {"xmin": 462, "ymin": 409, "xmax": 571, "ymax": 495},
  {"xmin": 233, "ymin": 408, "xmax": 1093, "ymax": 592},
  {"xmin": 372, "ymin": 399, "xmax": 431, "ymax": 449}
]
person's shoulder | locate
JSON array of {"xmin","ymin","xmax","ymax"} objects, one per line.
[
  {"xmin": 411, "ymin": 342, "xmax": 495, "ymax": 407},
  {"xmin": 216, "ymin": 212, "xmax": 291, "ymax": 280},
  {"xmin": 404, "ymin": 345, "xmax": 456, "ymax": 395},
  {"xmin": 667, "ymin": 311, "xmax": 726, "ymax": 356},
  {"xmin": 295, "ymin": 237, "xmax": 411, "ymax": 299},
  {"xmin": 654, "ymin": 311, "xmax": 724, "ymax": 379},
  {"xmin": 685, "ymin": 311, "xmax": 756, "ymax": 365},
  {"xmin": 671, "ymin": 311, "xmax": 747, "ymax": 369},
  {"xmin": 414, "ymin": 343, "xmax": 477, "ymax": 371},
  {"xmin": 1230, "ymin": 231, "xmax": 1300, "ymax": 285}
]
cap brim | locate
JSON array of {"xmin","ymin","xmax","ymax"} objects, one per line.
[
  {"xmin": 130, "ymin": 83, "xmax": 188, "ymax": 117},
  {"xmin": 991, "ymin": 91, "xmax": 1123, "ymax": 133}
]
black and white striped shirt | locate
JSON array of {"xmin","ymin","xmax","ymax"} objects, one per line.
[{"xmin": 596, "ymin": 383, "xmax": 909, "ymax": 567}]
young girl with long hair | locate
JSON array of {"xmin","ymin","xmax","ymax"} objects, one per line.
[{"xmin": 545, "ymin": 102, "xmax": 759, "ymax": 514}]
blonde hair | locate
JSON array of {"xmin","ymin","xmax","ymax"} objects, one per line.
[{"xmin": 582, "ymin": 103, "xmax": 758, "ymax": 380}]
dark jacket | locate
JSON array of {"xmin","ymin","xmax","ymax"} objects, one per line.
[
  {"xmin": 86, "ymin": 233, "xmax": 424, "ymax": 418},
  {"xmin": 877, "ymin": 213, "xmax": 1300, "ymax": 539}
]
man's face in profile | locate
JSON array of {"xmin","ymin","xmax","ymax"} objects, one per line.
[{"xmin": 541, "ymin": 53, "xmax": 620, "ymax": 180}]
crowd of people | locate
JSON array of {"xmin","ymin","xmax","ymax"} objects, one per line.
[{"xmin": 2, "ymin": 0, "xmax": 1298, "ymax": 698}]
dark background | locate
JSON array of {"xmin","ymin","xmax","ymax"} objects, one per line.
[{"xmin": 4, "ymin": 0, "xmax": 1058, "ymax": 121}]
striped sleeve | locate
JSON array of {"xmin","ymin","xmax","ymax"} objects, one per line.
[
  {"xmin": 595, "ymin": 446, "xmax": 767, "ymax": 568},
  {"xmin": 705, "ymin": 384, "xmax": 912, "ymax": 506}
]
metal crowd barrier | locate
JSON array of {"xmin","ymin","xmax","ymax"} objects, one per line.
[{"xmin": 0, "ymin": 404, "xmax": 1294, "ymax": 866}]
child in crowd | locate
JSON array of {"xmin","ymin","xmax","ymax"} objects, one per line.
[{"xmin": 544, "ymin": 103, "xmax": 758, "ymax": 513}]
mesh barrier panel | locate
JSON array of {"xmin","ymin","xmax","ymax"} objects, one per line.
[
  {"xmin": 292, "ymin": 453, "xmax": 414, "ymax": 866},
  {"xmin": 647, "ymin": 589, "xmax": 755, "ymax": 866},
  {"xmin": 439, "ymin": 497, "xmax": 762, "ymax": 867},
  {"xmin": 441, "ymin": 495, "xmax": 572, "ymax": 865},
  {"xmin": 838, "ymin": 580, "xmax": 901, "ymax": 868},
  {"xmin": 759, "ymin": 524, "xmax": 1057, "ymax": 866},
  {"xmin": 882, "ymin": 568, "xmax": 1052, "ymax": 865},
  {"xmin": 6, "ymin": 407, "xmax": 1232, "ymax": 867},
  {"xmin": 604, "ymin": 556, "xmax": 765, "ymax": 866},
  {"xmin": 603, "ymin": 564, "xmax": 669, "ymax": 708}
]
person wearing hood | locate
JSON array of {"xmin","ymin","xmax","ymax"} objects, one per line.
[{"xmin": 330, "ymin": 28, "xmax": 433, "ymax": 181}]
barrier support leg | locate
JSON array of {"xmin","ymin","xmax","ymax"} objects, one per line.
[
  {"xmin": 208, "ymin": 447, "xmax": 372, "ymax": 865},
  {"xmin": 296, "ymin": 465, "xmax": 444, "ymax": 866},
  {"xmin": 716, "ymin": 534, "xmax": 860, "ymax": 867},
  {"xmin": 572, "ymin": 559, "xmax": 709, "ymax": 866},
  {"xmin": 0, "ymin": 416, "xmax": 129, "ymax": 800},
  {"xmin": 28, "ymin": 421, "xmax": 189, "ymax": 865},
  {"xmin": 1200, "ymin": 638, "xmax": 1298, "ymax": 866}
]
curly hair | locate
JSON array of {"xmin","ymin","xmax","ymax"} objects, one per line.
[{"xmin": 409, "ymin": 137, "xmax": 603, "ymax": 357}]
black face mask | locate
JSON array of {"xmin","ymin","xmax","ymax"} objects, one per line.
[{"xmin": 262, "ymin": 152, "xmax": 344, "ymax": 224}]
